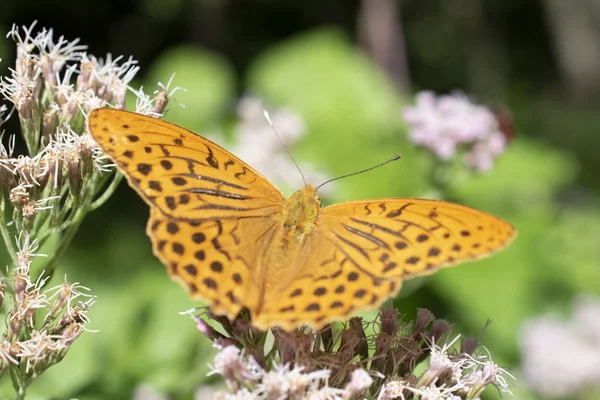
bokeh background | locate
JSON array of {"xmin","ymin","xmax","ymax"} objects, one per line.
[{"xmin": 1, "ymin": 0, "xmax": 599, "ymax": 399}]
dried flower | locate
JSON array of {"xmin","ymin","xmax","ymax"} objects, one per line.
[
  {"xmin": 191, "ymin": 306, "xmax": 512, "ymax": 399},
  {"xmin": 0, "ymin": 21, "xmax": 176, "ymax": 397},
  {"xmin": 0, "ymin": 233, "xmax": 96, "ymax": 394}
]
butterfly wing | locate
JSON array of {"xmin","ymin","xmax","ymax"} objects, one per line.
[
  {"xmin": 88, "ymin": 109, "xmax": 285, "ymax": 320},
  {"xmin": 321, "ymin": 198, "xmax": 516, "ymax": 278},
  {"xmin": 88, "ymin": 109, "xmax": 517, "ymax": 331},
  {"xmin": 254, "ymin": 198, "xmax": 515, "ymax": 330},
  {"xmin": 148, "ymin": 208, "xmax": 278, "ymax": 318},
  {"xmin": 88, "ymin": 109, "xmax": 285, "ymax": 219}
]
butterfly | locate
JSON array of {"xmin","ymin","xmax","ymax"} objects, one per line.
[{"xmin": 87, "ymin": 108, "xmax": 516, "ymax": 331}]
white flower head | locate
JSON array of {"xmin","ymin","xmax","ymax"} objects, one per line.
[
  {"xmin": 521, "ymin": 296, "xmax": 600, "ymax": 398},
  {"xmin": 15, "ymin": 232, "xmax": 46, "ymax": 270},
  {"xmin": 222, "ymin": 388, "xmax": 256, "ymax": 400},
  {"xmin": 463, "ymin": 347, "xmax": 515, "ymax": 397},
  {"xmin": 378, "ymin": 380, "xmax": 408, "ymax": 400},
  {"xmin": 420, "ymin": 335, "xmax": 468, "ymax": 388},
  {"xmin": 344, "ymin": 368, "xmax": 374, "ymax": 395},
  {"xmin": 257, "ymin": 363, "xmax": 335, "ymax": 400},
  {"xmin": 0, "ymin": 67, "xmax": 38, "ymax": 113}
]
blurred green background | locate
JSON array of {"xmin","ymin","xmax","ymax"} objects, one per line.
[{"xmin": 1, "ymin": 0, "xmax": 599, "ymax": 399}]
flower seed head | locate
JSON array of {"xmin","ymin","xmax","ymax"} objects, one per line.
[
  {"xmin": 379, "ymin": 307, "xmax": 401, "ymax": 336},
  {"xmin": 428, "ymin": 319, "xmax": 453, "ymax": 346}
]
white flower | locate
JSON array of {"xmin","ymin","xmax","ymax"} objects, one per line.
[
  {"xmin": 222, "ymin": 388, "xmax": 256, "ymax": 400},
  {"xmin": 0, "ymin": 340, "xmax": 19, "ymax": 369},
  {"xmin": 421, "ymin": 335, "xmax": 467, "ymax": 387},
  {"xmin": 572, "ymin": 295, "xmax": 600, "ymax": 344},
  {"xmin": 344, "ymin": 368, "xmax": 374, "ymax": 395},
  {"xmin": 378, "ymin": 380, "xmax": 407, "ymax": 400},
  {"xmin": 45, "ymin": 275, "xmax": 94, "ymax": 318},
  {"xmin": 463, "ymin": 348, "xmax": 515, "ymax": 397},
  {"xmin": 15, "ymin": 232, "xmax": 46, "ymax": 269},
  {"xmin": 209, "ymin": 345, "xmax": 242, "ymax": 375},
  {"xmin": 521, "ymin": 295, "xmax": 600, "ymax": 398},
  {"xmin": 304, "ymin": 385, "xmax": 348, "ymax": 400},
  {"xmin": 258, "ymin": 363, "xmax": 332, "ymax": 399},
  {"xmin": 0, "ymin": 67, "xmax": 37, "ymax": 112},
  {"xmin": 15, "ymin": 329, "xmax": 53, "ymax": 372}
]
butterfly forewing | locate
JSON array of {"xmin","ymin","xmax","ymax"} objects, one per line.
[
  {"xmin": 88, "ymin": 109, "xmax": 285, "ymax": 220},
  {"xmin": 88, "ymin": 108, "xmax": 286, "ymax": 323},
  {"xmin": 321, "ymin": 198, "xmax": 516, "ymax": 278}
]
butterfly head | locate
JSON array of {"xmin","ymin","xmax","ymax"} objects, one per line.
[{"xmin": 281, "ymin": 184, "xmax": 322, "ymax": 235}]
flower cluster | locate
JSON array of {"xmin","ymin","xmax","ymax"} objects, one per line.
[
  {"xmin": 0, "ymin": 21, "xmax": 174, "ymax": 397},
  {"xmin": 0, "ymin": 233, "xmax": 94, "ymax": 389},
  {"xmin": 0, "ymin": 21, "xmax": 174, "ymax": 272},
  {"xmin": 213, "ymin": 97, "xmax": 333, "ymax": 195},
  {"xmin": 521, "ymin": 295, "xmax": 600, "ymax": 398},
  {"xmin": 186, "ymin": 308, "xmax": 515, "ymax": 399},
  {"xmin": 402, "ymin": 91, "xmax": 508, "ymax": 172}
]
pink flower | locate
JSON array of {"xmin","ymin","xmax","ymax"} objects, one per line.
[{"xmin": 402, "ymin": 91, "xmax": 508, "ymax": 172}]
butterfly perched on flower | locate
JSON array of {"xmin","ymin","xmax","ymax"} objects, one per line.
[{"xmin": 88, "ymin": 108, "xmax": 516, "ymax": 331}]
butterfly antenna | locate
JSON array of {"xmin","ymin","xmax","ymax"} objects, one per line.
[
  {"xmin": 263, "ymin": 110, "xmax": 308, "ymax": 186},
  {"xmin": 316, "ymin": 154, "xmax": 402, "ymax": 190}
]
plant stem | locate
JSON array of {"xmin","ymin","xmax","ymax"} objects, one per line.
[
  {"xmin": 89, "ymin": 172, "xmax": 123, "ymax": 211},
  {"xmin": 34, "ymin": 206, "xmax": 86, "ymax": 283},
  {"xmin": 16, "ymin": 385, "xmax": 27, "ymax": 400},
  {"xmin": 10, "ymin": 366, "xmax": 28, "ymax": 400},
  {"xmin": 0, "ymin": 197, "xmax": 18, "ymax": 268}
]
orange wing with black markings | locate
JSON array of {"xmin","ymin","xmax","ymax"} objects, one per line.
[{"xmin": 88, "ymin": 108, "xmax": 516, "ymax": 331}]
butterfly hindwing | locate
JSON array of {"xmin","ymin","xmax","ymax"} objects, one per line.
[
  {"xmin": 253, "ymin": 226, "xmax": 403, "ymax": 330},
  {"xmin": 147, "ymin": 207, "xmax": 278, "ymax": 320}
]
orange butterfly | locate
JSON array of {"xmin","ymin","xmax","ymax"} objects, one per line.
[{"xmin": 88, "ymin": 109, "xmax": 516, "ymax": 331}]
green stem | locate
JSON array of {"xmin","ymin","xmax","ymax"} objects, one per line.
[
  {"xmin": 89, "ymin": 172, "xmax": 123, "ymax": 211},
  {"xmin": 33, "ymin": 171, "xmax": 120, "ymax": 280},
  {"xmin": 10, "ymin": 365, "xmax": 28, "ymax": 400},
  {"xmin": 20, "ymin": 115, "xmax": 39, "ymax": 157},
  {"xmin": 54, "ymin": 185, "xmax": 74, "ymax": 225},
  {"xmin": 34, "ymin": 206, "xmax": 87, "ymax": 283},
  {"xmin": 16, "ymin": 385, "xmax": 27, "ymax": 400},
  {"xmin": 429, "ymin": 161, "xmax": 447, "ymax": 196},
  {"xmin": 0, "ymin": 198, "xmax": 19, "ymax": 268}
]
